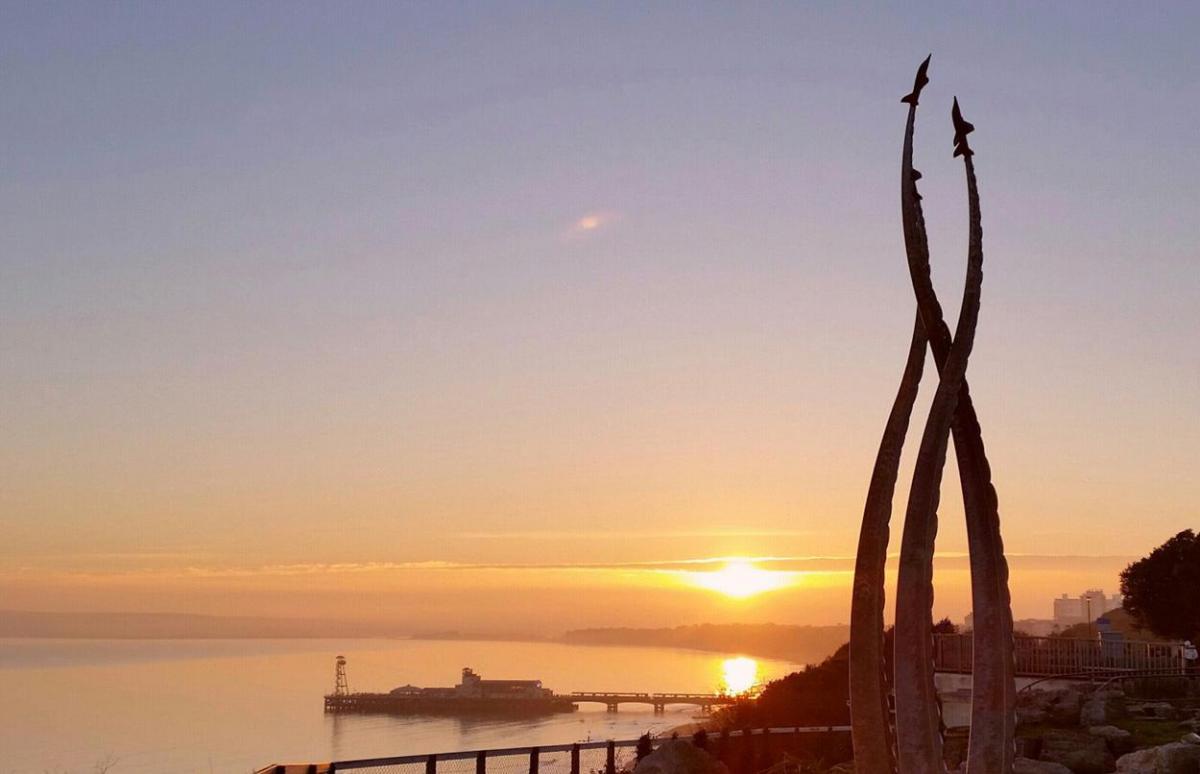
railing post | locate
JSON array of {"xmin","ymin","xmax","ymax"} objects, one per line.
[
  {"xmin": 740, "ymin": 728, "xmax": 753, "ymax": 774},
  {"xmin": 606, "ymin": 741, "xmax": 616, "ymax": 774},
  {"xmin": 760, "ymin": 727, "xmax": 771, "ymax": 769},
  {"xmin": 718, "ymin": 728, "xmax": 730, "ymax": 763},
  {"xmin": 570, "ymin": 744, "xmax": 580, "ymax": 774},
  {"xmin": 477, "ymin": 751, "xmax": 487, "ymax": 774},
  {"xmin": 529, "ymin": 747, "xmax": 539, "ymax": 774},
  {"xmin": 426, "ymin": 754, "xmax": 437, "ymax": 774}
]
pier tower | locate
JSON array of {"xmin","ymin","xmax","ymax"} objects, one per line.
[{"xmin": 334, "ymin": 655, "xmax": 350, "ymax": 697}]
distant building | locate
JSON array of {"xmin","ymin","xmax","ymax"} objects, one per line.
[
  {"xmin": 455, "ymin": 667, "xmax": 551, "ymax": 700},
  {"xmin": 1053, "ymin": 589, "xmax": 1122, "ymax": 627}
]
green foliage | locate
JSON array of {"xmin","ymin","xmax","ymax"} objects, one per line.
[{"xmin": 1120, "ymin": 530, "xmax": 1200, "ymax": 640}]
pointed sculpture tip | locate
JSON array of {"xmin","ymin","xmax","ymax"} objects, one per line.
[
  {"xmin": 900, "ymin": 54, "xmax": 932, "ymax": 105},
  {"xmin": 951, "ymin": 96, "xmax": 975, "ymax": 157}
]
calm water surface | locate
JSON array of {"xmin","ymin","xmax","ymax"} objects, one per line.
[{"xmin": 0, "ymin": 638, "xmax": 804, "ymax": 774}]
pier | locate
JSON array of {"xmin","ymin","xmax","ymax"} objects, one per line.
[{"xmin": 568, "ymin": 691, "xmax": 741, "ymax": 713}]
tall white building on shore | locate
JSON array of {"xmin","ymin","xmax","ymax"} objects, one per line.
[{"xmin": 1053, "ymin": 589, "xmax": 1122, "ymax": 627}]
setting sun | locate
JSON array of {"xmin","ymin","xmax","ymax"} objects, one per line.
[{"xmin": 683, "ymin": 559, "xmax": 797, "ymax": 599}]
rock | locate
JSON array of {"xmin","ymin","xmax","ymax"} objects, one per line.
[
  {"xmin": 1130, "ymin": 702, "xmax": 1178, "ymax": 721},
  {"xmin": 1082, "ymin": 690, "xmax": 1128, "ymax": 726},
  {"xmin": 1183, "ymin": 733, "xmax": 1200, "ymax": 746},
  {"xmin": 633, "ymin": 741, "xmax": 729, "ymax": 774},
  {"xmin": 1021, "ymin": 704, "xmax": 1053, "ymax": 725},
  {"xmin": 1018, "ymin": 737, "xmax": 1046, "ymax": 760},
  {"xmin": 1038, "ymin": 728, "xmax": 1115, "ymax": 773},
  {"xmin": 1016, "ymin": 757, "xmax": 1073, "ymax": 774},
  {"xmin": 1051, "ymin": 689, "xmax": 1086, "ymax": 726},
  {"xmin": 1116, "ymin": 741, "xmax": 1200, "ymax": 773},
  {"xmin": 1116, "ymin": 747, "xmax": 1157, "ymax": 773},
  {"xmin": 943, "ymin": 726, "xmax": 970, "ymax": 770},
  {"xmin": 1090, "ymin": 726, "xmax": 1136, "ymax": 756},
  {"xmin": 1156, "ymin": 742, "xmax": 1200, "ymax": 772},
  {"xmin": 1020, "ymin": 688, "xmax": 1087, "ymax": 727}
]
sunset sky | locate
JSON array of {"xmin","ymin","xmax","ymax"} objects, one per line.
[{"xmin": 2, "ymin": 4, "xmax": 1198, "ymax": 633}]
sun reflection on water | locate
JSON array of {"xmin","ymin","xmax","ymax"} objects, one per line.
[{"xmin": 720, "ymin": 656, "xmax": 759, "ymax": 696}]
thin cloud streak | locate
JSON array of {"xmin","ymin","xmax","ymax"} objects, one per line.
[{"xmin": 0, "ymin": 553, "xmax": 1138, "ymax": 581}]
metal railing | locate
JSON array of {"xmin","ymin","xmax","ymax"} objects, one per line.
[
  {"xmin": 257, "ymin": 726, "xmax": 852, "ymax": 774},
  {"xmin": 933, "ymin": 633, "xmax": 1185, "ymax": 677}
]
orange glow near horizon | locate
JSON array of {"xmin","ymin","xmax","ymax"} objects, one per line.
[{"xmin": 681, "ymin": 559, "xmax": 798, "ymax": 599}]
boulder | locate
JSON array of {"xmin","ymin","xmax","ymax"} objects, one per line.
[
  {"xmin": 633, "ymin": 741, "xmax": 729, "ymax": 774},
  {"xmin": 1020, "ymin": 704, "xmax": 1053, "ymax": 725},
  {"xmin": 1016, "ymin": 758, "xmax": 1074, "ymax": 774},
  {"xmin": 1051, "ymin": 689, "xmax": 1087, "ymax": 726},
  {"xmin": 1116, "ymin": 742, "xmax": 1200, "ymax": 773},
  {"xmin": 1129, "ymin": 702, "xmax": 1177, "ymax": 721},
  {"xmin": 1038, "ymin": 728, "xmax": 1115, "ymax": 773},
  {"xmin": 943, "ymin": 726, "xmax": 970, "ymax": 770},
  {"xmin": 1116, "ymin": 747, "xmax": 1157, "ymax": 773},
  {"xmin": 1156, "ymin": 742, "xmax": 1200, "ymax": 772},
  {"xmin": 1018, "ymin": 737, "xmax": 1046, "ymax": 760},
  {"xmin": 1090, "ymin": 726, "xmax": 1136, "ymax": 756},
  {"xmin": 1020, "ymin": 690, "xmax": 1055, "ymax": 725},
  {"xmin": 1082, "ymin": 690, "xmax": 1128, "ymax": 726}
]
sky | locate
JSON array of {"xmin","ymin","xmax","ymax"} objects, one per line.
[{"xmin": 2, "ymin": 3, "xmax": 1198, "ymax": 633}]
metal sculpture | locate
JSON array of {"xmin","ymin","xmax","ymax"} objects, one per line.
[{"xmin": 849, "ymin": 57, "xmax": 1016, "ymax": 774}]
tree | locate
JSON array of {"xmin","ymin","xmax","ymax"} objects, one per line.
[{"xmin": 1120, "ymin": 530, "xmax": 1200, "ymax": 640}]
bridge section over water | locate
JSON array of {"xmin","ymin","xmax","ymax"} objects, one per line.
[{"xmin": 568, "ymin": 691, "xmax": 740, "ymax": 713}]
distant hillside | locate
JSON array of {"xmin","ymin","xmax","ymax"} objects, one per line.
[
  {"xmin": 560, "ymin": 623, "xmax": 849, "ymax": 663},
  {"xmin": 0, "ymin": 610, "xmax": 408, "ymax": 639}
]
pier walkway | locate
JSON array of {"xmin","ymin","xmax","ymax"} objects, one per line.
[{"xmin": 568, "ymin": 691, "xmax": 741, "ymax": 713}]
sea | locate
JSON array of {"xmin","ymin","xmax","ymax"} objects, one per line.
[{"xmin": 0, "ymin": 638, "xmax": 809, "ymax": 774}]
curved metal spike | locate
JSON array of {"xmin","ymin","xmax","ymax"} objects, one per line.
[
  {"xmin": 895, "ymin": 94, "xmax": 992, "ymax": 774},
  {"xmin": 901, "ymin": 54, "xmax": 932, "ymax": 105},
  {"xmin": 894, "ymin": 62, "xmax": 948, "ymax": 774},
  {"xmin": 849, "ymin": 311, "xmax": 926, "ymax": 774},
  {"xmin": 952, "ymin": 97, "xmax": 975, "ymax": 158},
  {"xmin": 953, "ymin": 105, "xmax": 1016, "ymax": 774}
]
